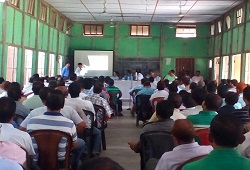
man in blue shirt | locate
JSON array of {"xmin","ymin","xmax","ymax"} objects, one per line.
[{"xmin": 61, "ymin": 62, "xmax": 70, "ymax": 79}]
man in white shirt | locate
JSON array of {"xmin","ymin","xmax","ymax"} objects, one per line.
[
  {"xmin": 191, "ymin": 70, "xmax": 204, "ymax": 84},
  {"xmin": 75, "ymin": 63, "xmax": 83, "ymax": 77},
  {"xmin": 155, "ymin": 119, "xmax": 213, "ymax": 170},
  {"xmin": 150, "ymin": 81, "xmax": 169, "ymax": 102}
]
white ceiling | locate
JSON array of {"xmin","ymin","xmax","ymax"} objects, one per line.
[{"xmin": 44, "ymin": 0, "xmax": 244, "ymax": 23}]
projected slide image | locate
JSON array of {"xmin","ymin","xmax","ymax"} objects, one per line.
[{"xmin": 85, "ymin": 55, "xmax": 109, "ymax": 71}]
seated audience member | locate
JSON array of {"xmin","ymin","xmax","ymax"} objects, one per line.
[
  {"xmin": 22, "ymin": 81, "xmax": 44, "ymax": 110},
  {"xmin": 168, "ymin": 81, "xmax": 178, "ymax": 93},
  {"xmin": 0, "ymin": 141, "xmax": 26, "ymax": 165},
  {"xmin": 68, "ymin": 82, "xmax": 96, "ymax": 114},
  {"xmin": 183, "ymin": 114, "xmax": 250, "ymax": 170},
  {"xmin": 0, "ymin": 157, "xmax": 24, "ymax": 170},
  {"xmin": 48, "ymin": 80, "xmax": 58, "ymax": 89},
  {"xmin": 106, "ymin": 79, "xmax": 123, "ymax": 116},
  {"xmin": 79, "ymin": 157, "xmax": 124, "ymax": 170},
  {"xmin": 57, "ymin": 79, "xmax": 65, "ymax": 86},
  {"xmin": 217, "ymin": 92, "xmax": 238, "ymax": 115},
  {"xmin": 206, "ymin": 81, "xmax": 217, "ymax": 94},
  {"xmin": 149, "ymin": 77, "xmax": 157, "ymax": 89},
  {"xmin": 197, "ymin": 80, "xmax": 205, "ymax": 88},
  {"xmin": 128, "ymin": 100, "xmax": 174, "ymax": 153},
  {"xmin": 135, "ymin": 80, "xmax": 155, "ymax": 97},
  {"xmin": 85, "ymin": 82, "xmax": 112, "ymax": 119},
  {"xmin": 20, "ymin": 88, "xmax": 86, "ymax": 135},
  {"xmin": 182, "ymin": 77, "xmax": 191, "ymax": 92},
  {"xmin": 0, "ymin": 81, "xmax": 11, "ymax": 98},
  {"xmin": 180, "ymin": 91, "xmax": 195, "ymax": 113},
  {"xmin": 155, "ymin": 119, "xmax": 213, "ymax": 170},
  {"xmin": 129, "ymin": 78, "xmax": 146, "ymax": 96},
  {"xmin": 181, "ymin": 88, "xmax": 207, "ymax": 117},
  {"xmin": 187, "ymin": 94, "xmax": 222, "ymax": 128},
  {"xmin": 123, "ymin": 70, "xmax": 133, "ymax": 80},
  {"xmin": 228, "ymin": 79, "xmax": 238, "ymax": 92},
  {"xmin": 111, "ymin": 71, "xmax": 120, "ymax": 81},
  {"xmin": 0, "ymin": 77, "xmax": 5, "ymax": 94},
  {"xmin": 82, "ymin": 78, "xmax": 94, "ymax": 95},
  {"xmin": 237, "ymin": 130, "xmax": 250, "ymax": 158},
  {"xmin": 7, "ymin": 86, "xmax": 30, "ymax": 126},
  {"xmin": 217, "ymin": 84, "xmax": 229, "ymax": 107},
  {"xmin": 0, "ymin": 97, "xmax": 35, "ymax": 156},
  {"xmin": 163, "ymin": 79, "xmax": 169, "ymax": 92},
  {"xmin": 191, "ymin": 70, "xmax": 204, "ymax": 83},
  {"xmin": 149, "ymin": 81, "xmax": 169, "ymax": 102},
  {"xmin": 164, "ymin": 70, "xmax": 177, "ymax": 83},
  {"xmin": 232, "ymin": 86, "xmax": 250, "ymax": 124},
  {"xmin": 22, "ymin": 76, "xmax": 34, "ymax": 96},
  {"xmin": 236, "ymin": 82, "xmax": 247, "ymax": 108},
  {"xmin": 135, "ymin": 69, "xmax": 144, "ymax": 81},
  {"xmin": 148, "ymin": 93, "xmax": 186, "ymax": 122},
  {"xmin": 26, "ymin": 90, "xmax": 86, "ymax": 170}
]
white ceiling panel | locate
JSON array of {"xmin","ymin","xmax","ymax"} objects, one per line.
[{"xmin": 44, "ymin": 0, "xmax": 244, "ymax": 23}]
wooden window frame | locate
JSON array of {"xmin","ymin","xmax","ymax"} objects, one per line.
[
  {"xmin": 130, "ymin": 25, "xmax": 150, "ymax": 36},
  {"xmin": 40, "ymin": 3, "xmax": 47, "ymax": 22},
  {"xmin": 9, "ymin": 0, "xmax": 20, "ymax": 8},
  {"xmin": 27, "ymin": 0, "xmax": 35, "ymax": 16},
  {"xmin": 50, "ymin": 9, "xmax": 57, "ymax": 27},
  {"xmin": 225, "ymin": 15, "xmax": 231, "ymax": 29},
  {"xmin": 83, "ymin": 24, "xmax": 104, "ymax": 36},
  {"xmin": 175, "ymin": 25, "xmax": 197, "ymax": 38},
  {"xmin": 59, "ymin": 16, "xmax": 65, "ymax": 32},
  {"xmin": 236, "ymin": 8, "xmax": 243, "ymax": 25}
]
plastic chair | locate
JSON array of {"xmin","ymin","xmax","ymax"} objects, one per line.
[
  {"xmin": 80, "ymin": 109, "xmax": 95, "ymax": 157},
  {"xmin": 151, "ymin": 97, "xmax": 165, "ymax": 113},
  {"xmin": 135, "ymin": 95, "xmax": 152, "ymax": 126},
  {"xmin": 176, "ymin": 154, "xmax": 207, "ymax": 170},
  {"xmin": 108, "ymin": 90, "xmax": 122, "ymax": 116},
  {"xmin": 29, "ymin": 130, "xmax": 72, "ymax": 170},
  {"xmin": 194, "ymin": 128, "xmax": 210, "ymax": 145},
  {"xmin": 140, "ymin": 131, "xmax": 174, "ymax": 170},
  {"xmin": 93, "ymin": 104, "xmax": 107, "ymax": 150}
]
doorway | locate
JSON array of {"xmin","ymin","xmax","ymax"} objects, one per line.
[{"xmin": 175, "ymin": 58, "xmax": 195, "ymax": 78}]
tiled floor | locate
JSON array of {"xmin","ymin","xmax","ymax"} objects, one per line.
[{"xmin": 100, "ymin": 110, "xmax": 143, "ymax": 170}]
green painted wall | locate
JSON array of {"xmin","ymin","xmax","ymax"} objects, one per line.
[
  {"xmin": 208, "ymin": 1, "xmax": 250, "ymax": 82},
  {"xmin": 0, "ymin": 0, "xmax": 70, "ymax": 85},
  {"xmin": 69, "ymin": 23, "xmax": 210, "ymax": 79}
]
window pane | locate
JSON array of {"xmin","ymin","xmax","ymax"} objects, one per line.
[
  {"xmin": 97, "ymin": 26, "xmax": 102, "ymax": 35},
  {"xmin": 222, "ymin": 56, "xmax": 229, "ymax": 79},
  {"xmin": 24, "ymin": 49, "xmax": 33, "ymax": 85},
  {"xmin": 226, "ymin": 16, "xmax": 231, "ymax": 29},
  {"xmin": 38, "ymin": 52, "xmax": 45, "ymax": 77},
  {"xmin": 245, "ymin": 53, "xmax": 250, "ymax": 84},
  {"xmin": 6, "ymin": 46, "xmax": 18, "ymax": 82},
  {"xmin": 211, "ymin": 24, "xmax": 215, "ymax": 35},
  {"xmin": 131, "ymin": 26, "xmax": 137, "ymax": 35},
  {"xmin": 231, "ymin": 54, "xmax": 241, "ymax": 81},
  {"xmin": 57, "ymin": 55, "xmax": 63, "ymax": 75},
  {"xmin": 49, "ymin": 54, "xmax": 55, "ymax": 77}
]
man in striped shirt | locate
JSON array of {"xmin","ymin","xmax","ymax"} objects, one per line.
[{"xmin": 27, "ymin": 90, "xmax": 86, "ymax": 169}]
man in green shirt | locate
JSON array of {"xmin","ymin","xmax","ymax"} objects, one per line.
[
  {"xmin": 164, "ymin": 70, "xmax": 177, "ymax": 83},
  {"xmin": 183, "ymin": 114, "xmax": 250, "ymax": 170},
  {"xmin": 187, "ymin": 94, "xmax": 222, "ymax": 128}
]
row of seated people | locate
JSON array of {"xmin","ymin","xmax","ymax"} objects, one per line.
[
  {"xmin": 128, "ymin": 78, "xmax": 250, "ymax": 169},
  {"xmin": 0, "ymin": 74, "xmax": 126, "ymax": 169}
]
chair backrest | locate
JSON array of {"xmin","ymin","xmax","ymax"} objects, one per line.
[
  {"xmin": 194, "ymin": 128, "xmax": 210, "ymax": 145},
  {"xmin": 29, "ymin": 130, "xmax": 72, "ymax": 170},
  {"xmin": 14, "ymin": 114, "xmax": 26, "ymax": 127},
  {"xmin": 108, "ymin": 90, "xmax": 120, "ymax": 106},
  {"xmin": 82, "ymin": 109, "xmax": 94, "ymax": 135},
  {"xmin": 136, "ymin": 95, "xmax": 152, "ymax": 121},
  {"xmin": 140, "ymin": 131, "xmax": 174, "ymax": 170},
  {"xmin": 176, "ymin": 154, "xmax": 207, "ymax": 170},
  {"xmin": 93, "ymin": 104, "xmax": 107, "ymax": 129},
  {"xmin": 151, "ymin": 97, "xmax": 165, "ymax": 112}
]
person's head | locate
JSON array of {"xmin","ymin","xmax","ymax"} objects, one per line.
[
  {"xmin": 190, "ymin": 82, "xmax": 198, "ymax": 92},
  {"xmin": 206, "ymin": 81, "xmax": 217, "ymax": 94},
  {"xmin": 156, "ymin": 100, "xmax": 174, "ymax": 120},
  {"xmin": 217, "ymin": 84, "xmax": 229, "ymax": 98},
  {"xmin": 209, "ymin": 114, "xmax": 245, "ymax": 148},
  {"xmin": 98, "ymin": 76, "xmax": 105, "ymax": 84},
  {"xmin": 38, "ymin": 87, "xmax": 53, "ymax": 102},
  {"xmin": 0, "ymin": 97, "xmax": 16, "ymax": 123},
  {"xmin": 191, "ymin": 88, "xmax": 207, "ymax": 105},
  {"xmin": 168, "ymin": 70, "xmax": 175, "ymax": 76},
  {"xmin": 78, "ymin": 63, "xmax": 83, "ymax": 68},
  {"xmin": 68, "ymin": 82, "xmax": 81, "ymax": 98},
  {"xmin": 243, "ymin": 86, "xmax": 250, "ymax": 104},
  {"xmin": 163, "ymin": 79, "xmax": 169, "ymax": 88},
  {"xmin": 69, "ymin": 73, "xmax": 77, "ymax": 81},
  {"xmin": 195, "ymin": 70, "xmax": 201, "ymax": 76},
  {"xmin": 236, "ymin": 82, "xmax": 247, "ymax": 94},
  {"xmin": 45, "ymin": 90, "xmax": 65, "ymax": 111},
  {"xmin": 107, "ymin": 79, "xmax": 114, "ymax": 86},
  {"xmin": 93, "ymin": 82, "xmax": 103, "ymax": 94},
  {"xmin": 157, "ymin": 81, "xmax": 166, "ymax": 90},
  {"xmin": 48, "ymin": 80, "xmax": 58, "ymax": 89},
  {"xmin": 65, "ymin": 62, "xmax": 70, "ymax": 67},
  {"xmin": 230, "ymin": 79, "xmax": 238, "ymax": 87},
  {"xmin": 7, "ymin": 86, "xmax": 22, "ymax": 101},
  {"xmin": 83, "ymin": 78, "xmax": 93, "ymax": 90},
  {"xmin": 126, "ymin": 70, "xmax": 132, "ymax": 75},
  {"xmin": 105, "ymin": 76, "xmax": 111, "ymax": 84},
  {"xmin": 57, "ymin": 79, "xmax": 65, "ymax": 86},
  {"xmin": 113, "ymin": 71, "xmax": 119, "ymax": 77},
  {"xmin": 203, "ymin": 94, "xmax": 222, "ymax": 111},
  {"xmin": 136, "ymin": 69, "xmax": 141, "ymax": 73},
  {"xmin": 79, "ymin": 157, "xmax": 124, "ymax": 170},
  {"xmin": 141, "ymin": 78, "xmax": 147, "ymax": 85},
  {"xmin": 182, "ymin": 92, "xmax": 195, "ymax": 108},
  {"xmin": 182, "ymin": 77, "xmax": 190, "ymax": 86},
  {"xmin": 0, "ymin": 77, "xmax": 5, "ymax": 84},
  {"xmin": 55, "ymin": 86, "xmax": 68, "ymax": 98},
  {"xmin": 168, "ymin": 82, "xmax": 178, "ymax": 93},
  {"xmin": 197, "ymin": 80, "xmax": 205, "ymax": 87},
  {"xmin": 220, "ymin": 79, "xmax": 227, "ymax": 85},
  {"xmin": 225, "ymin": 92, "xmax": 238, "ymax": 106},
  {"xmin": 168, "ymin": 92, "xmax": 182, "ymax": 109},
  {"xmin": 172, "ymin": 119, "xmax": 195, "ymax": 144},
  {"xmin": 1, "ymin": 81, "xmax": 11, "ymax": 91},
  {"xmin": 32, "ymin": 81, "xmax": 45, "ymax": 95},
  {"xmin": 149, "ymin": 77, "xmax": 154, "ymax": 83}
]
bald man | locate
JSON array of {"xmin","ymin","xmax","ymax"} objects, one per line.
[{"xmin": 155, "ymin": 119, "xmax": 213, "ymax": 170}]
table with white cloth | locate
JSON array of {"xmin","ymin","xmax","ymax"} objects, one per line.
[{"xmin": 114, "ymin": 80, "xmax": 141, "ymax": 100}]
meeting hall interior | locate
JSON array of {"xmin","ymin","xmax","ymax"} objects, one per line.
[{"xmin": 0, "ymin": 0, "xmax": 250, "ymax": 170}]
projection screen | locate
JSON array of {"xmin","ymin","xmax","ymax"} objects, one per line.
[{"xmin": 74, "ymin": 50, "xmax": 113, "ymax": 77}]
